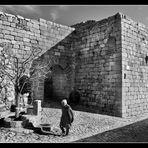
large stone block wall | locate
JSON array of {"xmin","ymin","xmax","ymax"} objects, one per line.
[
  {"xmin": 121, "ymin": 14, "xmax": 148, "ymax": 117},
  {"xmin": 72, "ymin": 13, "xmax": 122, "ymax": 116}
]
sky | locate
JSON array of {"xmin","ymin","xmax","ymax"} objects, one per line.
[{"xmin": 0, "ymin": 5, "xmax": 148, "ymax": 27}]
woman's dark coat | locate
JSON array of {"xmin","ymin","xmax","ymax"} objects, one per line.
[{"xmin": 60, "ymin": 104, "xmax": 74, "ymax": 128}]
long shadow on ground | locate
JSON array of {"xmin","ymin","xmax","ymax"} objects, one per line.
[
  {"xmin": 74, "ymin": 118, "xmax": 148, "ymax": 142},
  {"xmin": 28, "ymin": 126, "xmax": 61, "ymax": 137}
]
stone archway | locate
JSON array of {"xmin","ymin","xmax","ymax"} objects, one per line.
[{"xmin": 31, "ymin": 52, "xmax": 74, "ymax": 103}]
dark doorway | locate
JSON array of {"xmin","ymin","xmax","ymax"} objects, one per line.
[
  {"xmin": 44, "ymin": 77, "xmax": 53, "ymax": 102},
  {"xmin": 44, "ymin": 65, "xmax": 68, "ymax": 102}
]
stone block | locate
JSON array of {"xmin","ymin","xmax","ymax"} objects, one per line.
[
  {"xmin": 10, "ymin": 31, "xmax": 17, "ymax": 36},
  {"xmin": 23, "ymin": 38, "xmax": 30, "ymax": 42},
  {"xmin": 2, "ymin": 29, "xmax": 10, "ymax": 34},
  {"xmin": 0, "ymin": 33, "xmax": 3, "ymax": 38},
  {"xmin": 40, "ymin": 30, "xmax": 48, "ymax": 36},
  {"xmin": 27, "ymin": 105, "xmax": 34, "ymax": 115},
  {"xmin": 30, "ymin": 39, "xmax": 37, "ymax": 44},
  {"xmin": 33, "ymin": 100, "xmax": 42, "ymax": 116},
  {"xmin": 4, "ymin": 35, "xmax": 14, "ymax": 40},
  {"xmin": 17, "ymin": 32, "xmax": 24, "ymax": 37},
  {"xmin": 40, "ymin": 25, "xmax": 47, "ymax": 30},
  {"xmin": 3, "ymin": 21, "xmax": 11, "ymax": 26},
  {"xmin": 33, "ymin": 23, "xmax": 39, "ymax": 29},
  {"xmin": 17, "ymin": 15, "xmax": 24, "ymax": 20},
  {"xmin": 39, "ymin": 18, "xmax": 46, "ymax": 23},
  {"xmin": 15, "ymin": 36, "xmax": 23, "ymax": 41}
]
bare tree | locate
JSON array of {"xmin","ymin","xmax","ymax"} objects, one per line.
[
  {"xmin": 0, "ymin": 42, "xmax": 51, "ymax": 118},
  {"xmin": 0, "ymin": 74, "xmax": 14, "ymax": 108}
]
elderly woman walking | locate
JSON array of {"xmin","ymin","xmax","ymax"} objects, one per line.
[{"xmin": 60, "ymin": 99, "xmax": 74, "ymax": 136}]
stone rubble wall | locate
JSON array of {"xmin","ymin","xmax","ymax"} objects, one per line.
[
  {"xmin": 121, "ymin": 14, "xmax": 148, "ymax": 117},
  {"xmin": 0, "ymin": 11, "xmax": 74, "ymax": 58},
  {"xmin": 0, "ymin": 11, "xmax": 74, "ymax": 102}
]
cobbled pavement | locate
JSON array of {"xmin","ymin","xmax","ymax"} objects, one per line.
[{"xmin": 0, "ymin": 102, "xmax": 148, "ymax": 143}]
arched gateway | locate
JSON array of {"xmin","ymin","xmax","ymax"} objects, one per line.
[{"xmin": 30, "ymin": 50, "xmax": 74, "ymax": 104}]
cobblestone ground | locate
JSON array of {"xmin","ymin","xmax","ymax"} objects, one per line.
[
  {"xmin": 75, "ymin": 117, "xmax": 148, "ymax": 142},
  {"xmin": 0, "ymin": 101, "xmax": 148, "ymax": 143}
]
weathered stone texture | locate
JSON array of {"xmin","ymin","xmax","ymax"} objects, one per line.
[
  {"xmin": 32, "ymin": 13, "xmax": 123, "ymax": 117},
  {"xmin": 0, "ymin": 11, "xmax": 74, "ymax": 102},
  {"xmin": 31, "ymin": 34, "xmax": 75, "ymax": 101},
  {"xmin": 34, "ymin": 12, "xmax": 148, "ymax": 118},
  {"xmin": 72, "ymin": 13, "xmax": 122, "ymax": 117},
  {"xmin": 121, "ymin": 13, "xmax": 148, "ymax": 118},
  {"xmin": 0, "ymin": 11, "xmax": 74, "ymax": 60},
  {"xmin": 2, "ymin": 10, "xmax": 148, "ymax": 118}
]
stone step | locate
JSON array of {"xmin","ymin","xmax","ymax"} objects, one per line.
[
  {"xmin": 0, "ymin": 110, "xmax": 14, "ymax": 119},
  {"xmin": 9, "ymin": 128, "xmax": 34, "ymax": 134},
  {"xmin": 0, "ymin": 103, "xmax": 7, "ymax": 112},
  {"xmin": 0, "ymin": 103, "xmax": 5, "ymax": 108},
  {"xmin": 22, "ymin": 115, "xmax": 41, "ymax": 127}
]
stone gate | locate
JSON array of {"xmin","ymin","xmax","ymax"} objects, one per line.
[{"xmin": 31, "ymin": 46, "xmax": 75, "ymax": 102}]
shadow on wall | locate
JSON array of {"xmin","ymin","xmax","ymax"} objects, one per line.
[
  {"xmin": 42, "ymin": 88, "xmax": 81, "ymax": 110},
  {"xmin": 42, "ymin": 95, "xmax": 120, "ymax": 117}
]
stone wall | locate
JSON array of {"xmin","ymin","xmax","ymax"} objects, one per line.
[
  {"xmin": 121, "ymin": 14, "xmax": 148, "ymax": 117},
  {"xmin": 31, "ymin": 32, "xmax": 75, "ymax": 101},
  {"xmin": 72, "ymin": 13, "xmax": 122, "ymax": 116},
  {"xmin": 32, "ymin": 13, "xmax": 123, "ymax": 117},
  {"xmin": 0, "ymin": 11, "xmax": 74, "ymax": 59},
  {"xmin": 0, "ymin": 11, "xmax": 74, "ymax": 102},
  {"xmin": 2, "ymin": 10, "xmax": 148, "ymax": 118}
]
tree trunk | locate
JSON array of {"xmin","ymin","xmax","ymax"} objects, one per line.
[{"xmin": 15, "ymin": 84, "xmax": 20, "ymax": 118}]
